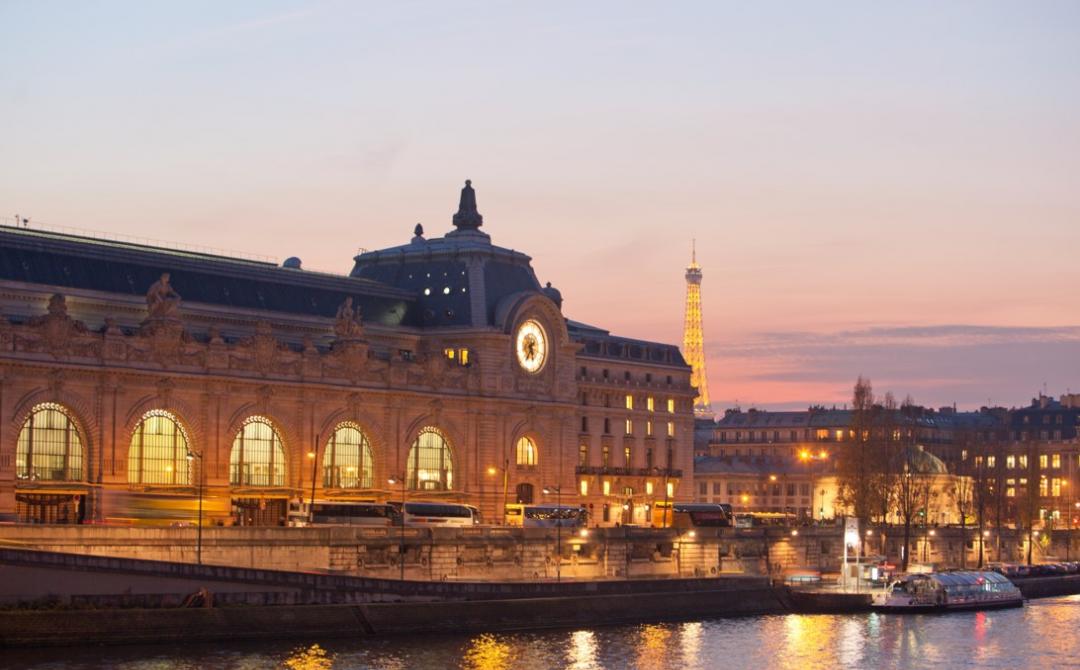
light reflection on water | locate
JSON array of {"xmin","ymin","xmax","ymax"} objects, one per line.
[{"xmin": 10, "ymin": 595, "xmax": 1080, "ymax": 670}]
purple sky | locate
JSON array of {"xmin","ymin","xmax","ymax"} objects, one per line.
[{"xmin": 2, "ymin": 1, "xmax": 1078, "ymax": 410}]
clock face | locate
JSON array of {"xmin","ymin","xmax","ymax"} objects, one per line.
[{"xmin": 515, "ymin": 319, "xmax": 548, "ymax": 373}]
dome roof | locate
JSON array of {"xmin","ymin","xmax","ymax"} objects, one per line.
[{"xmin": 899, "ymin": 444, "xmax": 948, "ymax": 476}]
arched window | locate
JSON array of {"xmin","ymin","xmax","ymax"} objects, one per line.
[
  {"xmin": 17, "ymin": 403, "xmax": 84, "ymax": 482},
  {"xmin": 230, "ymin": 417, "xmax": 286, "ymax": 487},
  {"xmin": 323, "ymin": 422, "xmax": 374, "ymax": 489},
  {"xmin": 515, "ymin": 435, "xmax": 537, "ymax": 466},
  {"xmin": 128, "ymin": 410, "xmax": 190, "ymax": 485},
  {"xmin": 516, "ymin": 482, "xmax": 535, "ymax": 504},
  {"xmin": 407, "ymin": 427, "xmax": 453, "ymax": 491}
]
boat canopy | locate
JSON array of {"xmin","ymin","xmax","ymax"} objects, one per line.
[{"xmin": 913, "ymin": 571, "xmax": 1017, "ymax": 594}]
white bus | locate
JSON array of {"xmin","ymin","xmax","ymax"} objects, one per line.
[
  {"xmin": 287, "ymin": 501, "xmax": 395, "ymax": 527},
  {"xmin": 398, "ymin": 502, "xmax": 479, "ymax": 527}
]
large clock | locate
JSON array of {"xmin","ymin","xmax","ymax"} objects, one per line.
[{"xmin": 515, "ymin": 319, "xmax": 548, "ymax": 373}]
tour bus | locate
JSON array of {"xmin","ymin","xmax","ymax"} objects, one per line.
[
  {"xmin": 733, "ymin": 511, "xmax": 797, "ymax": 528},
  {"xmin": 651, "ymin": 502, "xmax": 731, "ymax": 529},
  {"xmin": 512, "ymin": 504, "xmax": 588, "ymax": 528},
  {"xmin": 287, "ymin": 501, "xmax": 395, "ymax": 527},
  {"xmin": 396, "ymin": 501, "xmax": 479, "ymax": 527}
]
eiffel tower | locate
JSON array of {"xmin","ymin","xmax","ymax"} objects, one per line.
[{"xmin": 682, "ymin": 241, "xmax": 712, "ymax": 416}]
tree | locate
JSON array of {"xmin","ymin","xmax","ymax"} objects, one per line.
[
  {"xmin": 894, "ymin": 454, "xmax": 932, "ymax": 572},
  {"xmin": 838, "ymin": 376, "xmax": 876, "ymax": 522},
  {"xmin": 876, "ymin": 392, "xmax": 901, "ymax": 526},
  {"xmin": 950, "ymin": 445, "xmax": 975, "ymax": 569}
]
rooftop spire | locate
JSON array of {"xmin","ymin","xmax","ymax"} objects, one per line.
[{"xmin": 452, "ymin": 179, "xmax": 483, "ymax": 231}]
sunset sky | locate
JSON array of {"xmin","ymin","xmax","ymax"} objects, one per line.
[{"xmin": 2, "ymin": 2, "xmax": 1078, "ymax": 411}]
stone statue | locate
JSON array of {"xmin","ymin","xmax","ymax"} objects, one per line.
[
  {"xmin": 334, "ymin": 297, "xmax": 364, "ymax": 339},
  {"xmin": 146, "ymin": 273, "xmax": 182, "ymax": 320},
  {"xmin": 452, "ymin": 179, "xmax": 483, "ymax": 230}
]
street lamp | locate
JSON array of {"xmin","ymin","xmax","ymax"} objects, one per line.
[
  {"xmin": 388, "ymin": 474, "xmax": 407, "ymax": 580},
  {"xmin": 185, "ymin": 450, "xmax": 203, "ymax": 565},
  {"xmin": 307, "ymin": 448, "xmax": 318, "ymax": 525},
  {"xmin": 487, "ymin": 458, "xmax": 509, "ymax": 524},
  {"xmin": 543, "ymin": 485, "xmax": 563, "ymax": 582}
]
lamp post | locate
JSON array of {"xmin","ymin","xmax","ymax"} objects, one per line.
[
  {"xmin": 388, "ymin": 474, "xmax": 406, "ymax": 580},
  {"xmin": 185, "ymin": 450, "xmax": 203, "ymax": 565},
  {"xmin": 307, "ymin": 444, "xmax": 318, "ymax": 525},
  {"xmin": 487, "ymin": 458, "xmax": 509, "ymax": 524},
  {"xmin": 543, "ymin": 485, "xmax": 563, "ymax": 582},
  {"xmin": 799, "ymin": 450, "xmax": 829, "ymax": 523}
]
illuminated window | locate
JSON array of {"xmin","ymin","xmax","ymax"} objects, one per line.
[
  {"xmin": 1052, "ymin": 478, "xmax": 1062, "ymax": 497},
  {"xmin": 624, "ymin": 445, "xmax": 632, "ymax": 466},
  {"xmin": 1019, "ymin": 455, "xmax": 1028, "ymax": 468},
  {"xmin": 1005, "ymin": 479, "xmax": 1015, "ymax": 497},
  {"xmin": 407, "ymin": 427, "xmax": 453, "ymax": 491},
  {"xmin": 666, "ymin": 482, "xmax": 674, "ymax": 498},
  {"xmin": 459, "ymin": 349, "xmax": 469, "ymax": 365},
  {"xmin": 515, "ymin": 436, "xmax": 538, "ymax": 466},
  {"xmin": 1052, "ymin": 454, "xmax": 1061, "ymax": 469},
  {"xmin": 578, "ymin": 443, "xmax": 588, "ymax": 466},
  {"xmin": 646, "ymin": 481, "xmax": 654, "ymax": 495},
  {"xmin": 128, "ymin": 410, "xmax": 190, "ymax": 485},
  {"xmin": 444, "ymin": 348, "xmax": 455, "ymax": 360},
  {"xmin": 646, "ymin": 421, "xmax": 653, "ymax": 437},
  {"xmin": 1006, "ymin": 455, "xmax": 1016, "ymax": 469},
  {"xmin": 647, "ymin": 397, "xmax": 655, "ymax": 412},
  {"xmin": 230, "ymin": 416, "xmax": 286, "ymax": 487},
  {"xmin": 17, "ymin": 403, "xmax": 84, "ymax": 482},
  {"xmin": 579, "ymin": 480, "xmax": 588, "ymax": 496},
  {"xmin": 1040, "ymin": 454, "xmax": 1048, "ymax": 469},
  {"xmin": 987, "ymin": 456, "xmax": 996, "ymax": 468},
  {"xmin": 625, "ymin": 395, "xmax": 634, "ymax": 410},
  {"xmin": 602, "ymin": 480, "xmax": 611, "ymax": 496},
  {"xmin": 667, "ymin": 398, "xmax": 675, "ymax": 413},
  {"xmin": 816, "ymin": 429, "xmax": 829, "ymax": 441},
  {"xmin": 835, "ymin": 430, "xmax": 844, "ymax": 441},
  {"xmin": 625, "ymin": 419, "xmax": 633, "ymax": 435},
  {"xmin": 601, "ymin": 445, "xmax": 610, "ymax": 467},
  {"xmin": 1039, "ymin": 477, "xmax": 1048, "ymax": 497},
  {"xmin": 323, "ymin": 422, "xmax": 373, "ymax": 489},
  {"xmin": 667, "ymin": 422, "xmax": 675, "ymax": 438}
]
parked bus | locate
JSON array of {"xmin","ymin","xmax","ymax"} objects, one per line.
[
  {"xmin": 396, "ymin": 501, "xmax": 479, "ymax": 527},
  {"xmin": 651, "ymin": 502, "xmax": 731, "ymax": 529},
  {"xmin": 518, "ymin": 504, "xmax": 588, "ymax": 528},
  {"xmin": 733, "ymin": 511, "xmax": 797, "ymax": 528},
  {"xmin": 288, "ymin": 501, "xmax": 394, "ymax": 527}
]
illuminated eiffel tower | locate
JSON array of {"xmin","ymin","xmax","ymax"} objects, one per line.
[{"xmin": 682, "ymin": 241, "xmax": 712, "ymax": 416}]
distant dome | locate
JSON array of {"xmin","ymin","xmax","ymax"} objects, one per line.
[
  {"xmin": 898, "ymin": 444, "xmax": 948, "ymax": 476},
  {"xmin": 282, "ymin": 257, "xmax": 302, "ymax": 269},
  {"xmin": 542, "ymin": 282, "xmax": 563, "ymax": 309}
]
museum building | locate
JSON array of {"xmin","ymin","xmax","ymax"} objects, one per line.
[{"xmin": 0, "ymin": 182, "xmax": 695, "ymax": 526}]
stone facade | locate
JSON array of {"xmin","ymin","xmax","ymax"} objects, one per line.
[{"xmin": 0, "ymin": 183, "xmax": 696, "ymax": 527}]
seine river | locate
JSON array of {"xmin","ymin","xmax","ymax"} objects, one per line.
[{"xmin": 9, "ymin": 595, "xmax": 1080, "ymax": 670}]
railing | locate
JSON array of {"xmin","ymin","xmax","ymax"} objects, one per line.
[{"xmin": 575, "ymin": 466, "xmax": 683, "ymax": 478}]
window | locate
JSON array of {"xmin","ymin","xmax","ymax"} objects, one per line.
[
  {"xmin": 603, "ymin": 418, "xmax": 611, "ymax": 435},
  {"xmin": 129, "ymin": 410, "xmax": 190, "ymax": 485},
  {"xmin": 17, "ymin": 403, "xmax": 84, "ymax": 482},
  {"xmin": 667, "ymin": 398, "xmax": 675, "ymax": 413},
  {"xmin": 407, "ymin": 427, "xmax": 453, "ymax": 491},
  {"xmin": 666, "ymin": 447, "xmax": 673, "ymax": 468},
  {"xmin": 646, "ymin": 481, "xmax": 654, "ymax": 495},
  {"xmin": 645, "ymin": 447, "xmax": 654, "ymax": 468},
  {"xmin": 516, "ymin": 436, "xmax": 538, "ymax": 466},
  {"xmin": 581, "ymin": 416, "xmax": 589, "ymax": 433},
  {"xmin": 786, "ymin": 483, "xmax": 796, "ymax": 497},
  {"xmin": 1039, "ymin": 477, "xmax": 1048, "ymax": 497},
  {"xmin": 1052, "ymin": 478, "xmax": 1062, "ymax": 497},
  {"xmin": 799, "ymin": 483, "xmax": 810, "ymax": 496},
  {"xmin": 625, "ymin": 418, "xmax": 633, "ymax": 435},
  {"xmin": 835, "ymin": 430, "xmax": 844, "ymax": 441},
  {"xmin": 790, "ymin": 430, "xmax": 797, "ymax": 441},
  {"xmin": 230, "ymin": 417, "xmax": 286, "ymax": 487},
  {"xmin": 816, "ymin": 429, "xmax": 829, "ymax": 441},
  {"xmin": 323, "ymin": 422, "xmax": 374, "ymax": 489},
  {"xmin": 624, "ymin": 445, "xmax": 632, "ymax": 466},
  {"xmin": 625, "ymin": 394, "xmax": 634, "ymax": 410},
  {"xmin": 516, "ymin": 482, "xmax": 534, "ymax": 504},
  {"xmin": 646, "ymin": 421, "xmax": 653, "ymax": 437},
  {"xmin": 578, "ymin": 443, "xmax": 589, "ymax": 466},
  {"xmin": 1006, "ymin": 455, "xmax": 1016, "ymax": 469},
  {"xmin": 1019, "ymin": 455, "xmax": 1028, "ymax": 469},
  {"xmin": 666, "ymin": 482, "xmax": 674, "ymax": 498},
  {"xmin": 1052, "ymin": 454, "xmax": 1061, "ymax": 469},
  {"xmin": 667, "ymin": 422, "xmax": 675, "ymax": 438},
  {"xmin": 647, "ymin": 397, "xmax": 655, "ymax": 412},
  {"xmin": 773, "ymin": 431, "xmax": 780, "ymax": 442},
  {"xmin": 699, "ymin": 482, "xmax": 707, "ymax": 496},
  {"xmin": 603, "ymin": 480, "xmax": 611, "ymax": 496},
  {"xmin": 579, "ymin": 480, "xmax": 588, "ymax": 496},
  {"xmin": 601, "ymin": 445, "xmax": 610, "ymax": 467},
  {"xmin": 987, "ymin": 456, "xmax": 996, "ymax": 468}
]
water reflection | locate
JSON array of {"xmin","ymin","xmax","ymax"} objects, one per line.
[
  {"xmin": 462, "ymin": 633, "xmax": 517, "ymax": 670},
  {"xmin": 7, "ymin": 596, "xmax": 1080, "ymax": 670},
  {"xmin": 566, "ymin": 630, "xmax": 599, "ymax": 670}
]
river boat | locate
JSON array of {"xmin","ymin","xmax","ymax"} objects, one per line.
[{"xmin": 872, "ymin": 570, "xmax": 1023, "ymax": 613}]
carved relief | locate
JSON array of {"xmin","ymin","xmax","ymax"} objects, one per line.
[
  {"xmin": 334, "ymin": 297, "xmax": 364, "ymax": 340},
  {"xmin": 230, "ymin": 321, "xmax": 298, "ymax": 377},
  {"xmin": 16, "ymin": 294, "xmax": 97, "ymax": 358}
]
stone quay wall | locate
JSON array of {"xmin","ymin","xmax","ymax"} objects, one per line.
[{"xmin": 2, "ymin": 524, "xmax": 1075, "ymax": 583}]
